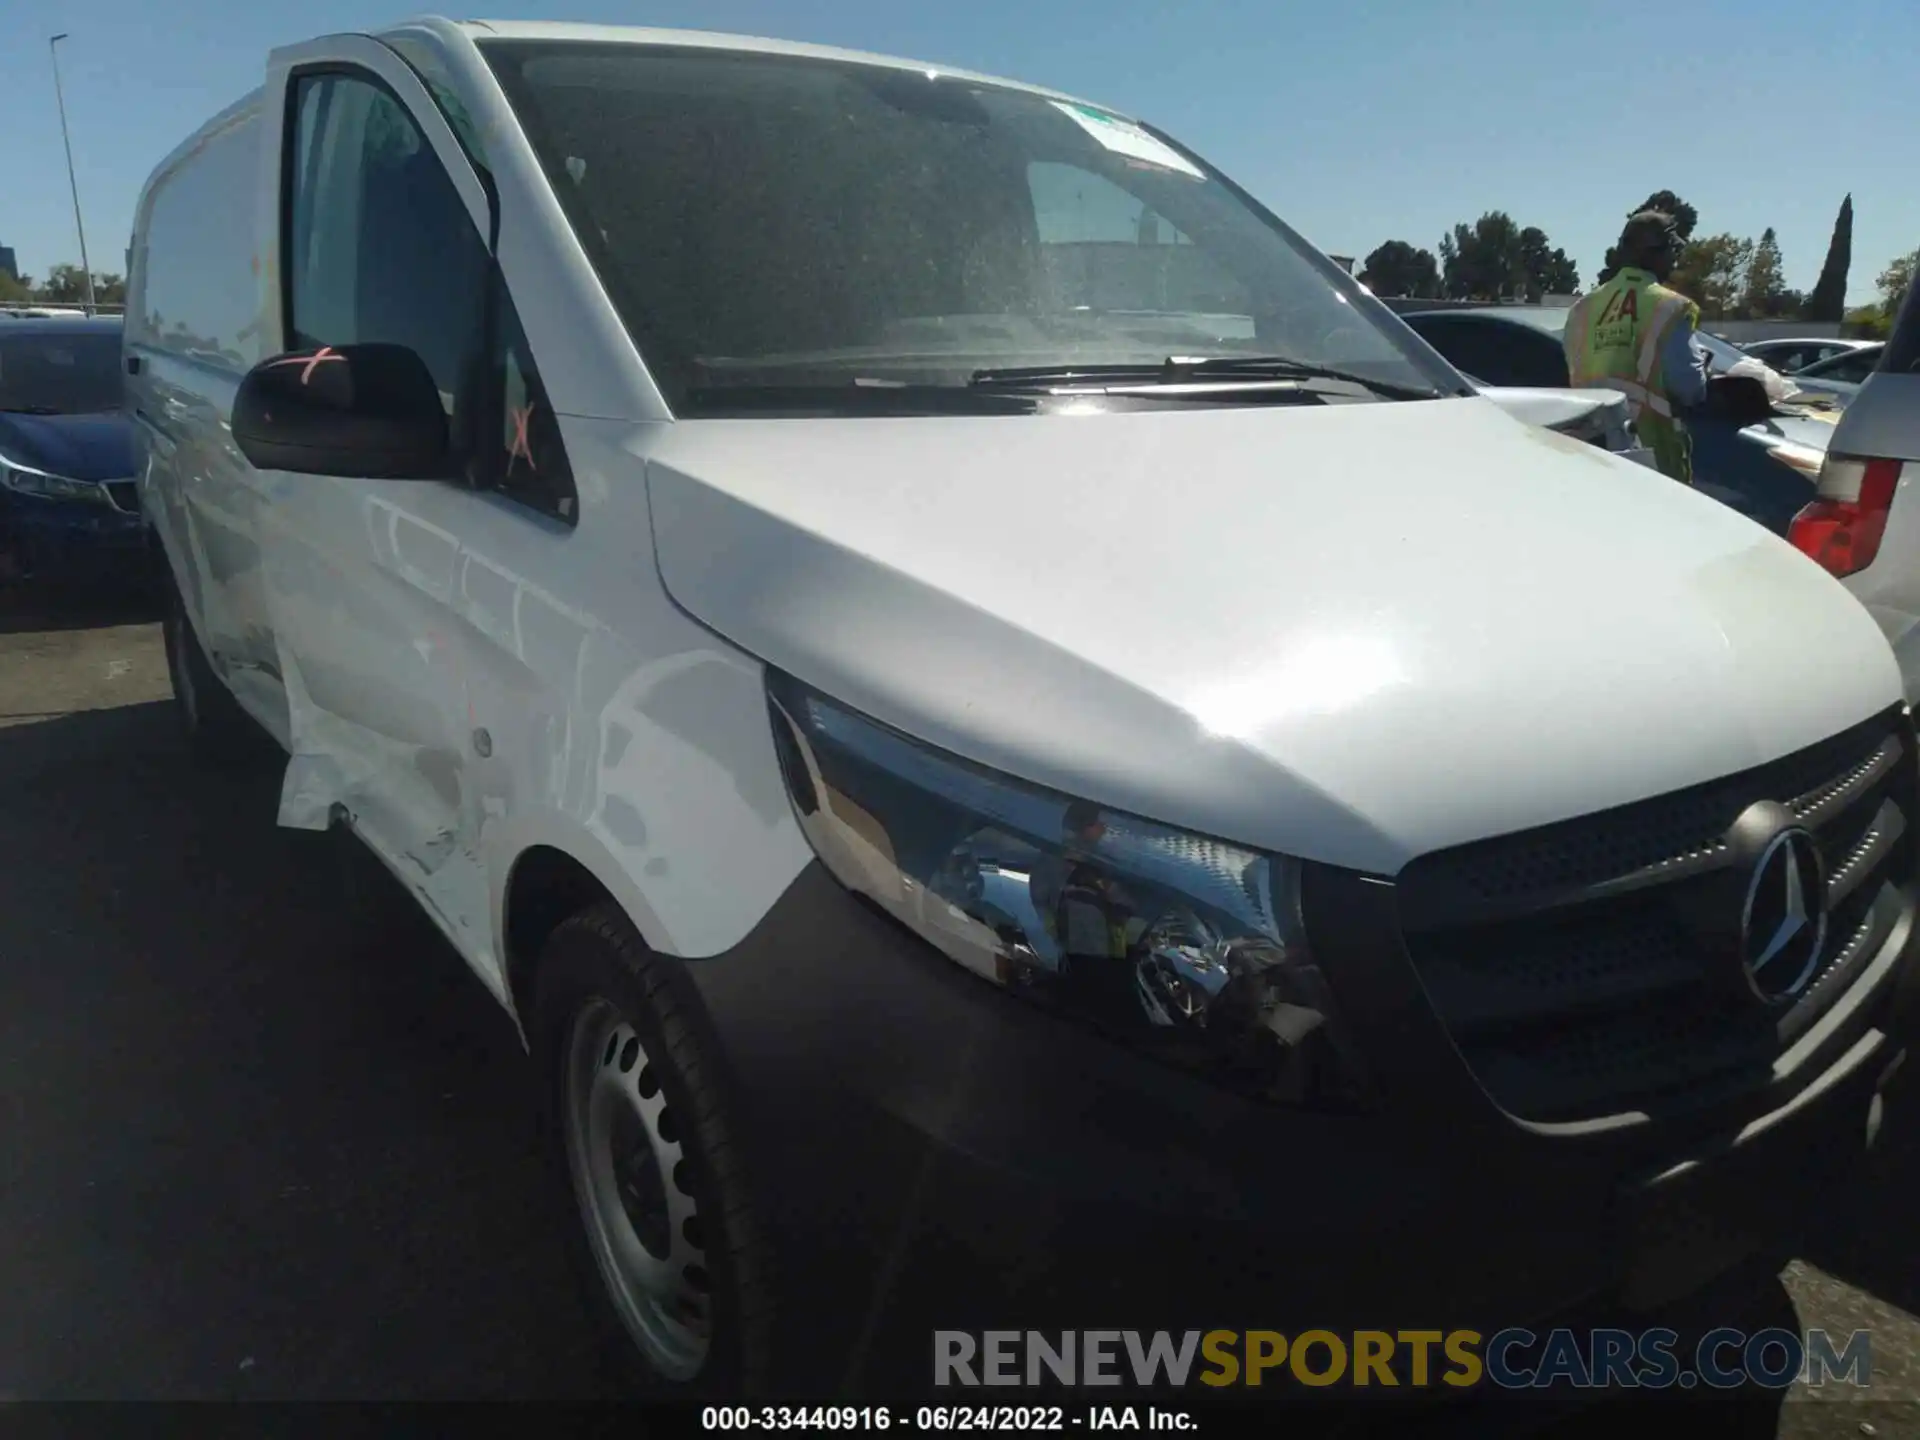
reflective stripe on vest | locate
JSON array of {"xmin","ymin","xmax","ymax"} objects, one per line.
[
  {"xmin": 1587, "ymin": 374, "xmax": 1674, "ymax": 418},
  {"xmin": 1637, "ymin": 292, "xmax": 1692, "ymax": 392},
  {"xmin": 1562, "ymin": 302, "xmax": 1592, "ymax": 380}
]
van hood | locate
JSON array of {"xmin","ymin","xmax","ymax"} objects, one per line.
[{"xmin": 644, "ymin": 396, "xmax": 1901, "ymax": 874}]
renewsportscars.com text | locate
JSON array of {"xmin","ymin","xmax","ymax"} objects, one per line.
[{"xmin": 934, "ymin": 1327, "xmax": 1873, "ymax": 1390}]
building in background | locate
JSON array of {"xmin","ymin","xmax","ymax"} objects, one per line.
[{"xmin": 0, "ymin": 246, "xmax": 17, "ymax": 283}]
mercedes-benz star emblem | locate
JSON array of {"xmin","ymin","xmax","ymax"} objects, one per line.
[{"xmin": 1738, "ymin": 825, "xmax": 1829, "ymax": 1003}]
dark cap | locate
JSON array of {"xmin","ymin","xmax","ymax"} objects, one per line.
[{"xmin": 1618, "ymin": 210, "xmax": 1680, "ymax": 263}]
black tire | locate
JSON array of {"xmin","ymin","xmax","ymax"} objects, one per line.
[
  {"xmin": 160, "ymin": 562, "xmax": 266, "ymax": 765},
  {"xmin": 531, "ymin": 902, "xmax": 774, "ymax": 1398}
]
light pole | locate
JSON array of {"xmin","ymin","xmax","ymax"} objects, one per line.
[{"xmin": 48, "ymin": 33, "xmax": 97, "ymax": 314}]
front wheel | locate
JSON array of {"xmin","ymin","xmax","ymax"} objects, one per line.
[
  {"xmin": 532, "ymin": 903, "xmax": 773, "ymax": 1396},
  {"xmin": 160, "ymin": 564, "xmax": 263, "ymax": 764}
]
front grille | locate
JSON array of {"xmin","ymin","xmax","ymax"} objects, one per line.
[
  {"xmin": 1396, "ymin": 709, "xmax": 1914, "ymax": 1124},
  {"xmin": 104, "ymin": 481, "xmax": 140, "ymax": 515}
]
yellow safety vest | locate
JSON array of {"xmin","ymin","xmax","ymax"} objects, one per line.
[{"xmin": 1563, "ymin": 269, "xmax": 1699, "ymax": 481}]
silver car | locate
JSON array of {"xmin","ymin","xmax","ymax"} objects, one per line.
[
  {"xmin": 1740, "ymin": 336, "xmax": 1879, "ymax": 374},
  {"xmin": 1792, "ymin": 299, "xmax": 1920, "ymax": 696},
  {"xmin": 1781, "ymin": 343, "xmax": 1886, "ymax": 403}
]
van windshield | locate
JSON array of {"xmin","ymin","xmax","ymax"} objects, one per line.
[{"xmin": 481, "ymin": 41, "xmax": 1460, "ymax": 416}]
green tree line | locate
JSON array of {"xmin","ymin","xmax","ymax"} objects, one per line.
[
  {"xmin": 1357, "ymin": 189, "xmax": 1915, "ymax": 336},
  {"xmin": 0, "ymin": 262, "xmax": 127, "ymax": 307}
]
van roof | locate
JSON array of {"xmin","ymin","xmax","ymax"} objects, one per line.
[{"xmin": 446, "ymin": 18, "xmax": 1113, "ymax": 116}]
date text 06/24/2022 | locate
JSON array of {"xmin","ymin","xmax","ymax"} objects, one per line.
[{"xmin": 701, "ymin": 1406, "xmax": 1194, "ymax": 1432}]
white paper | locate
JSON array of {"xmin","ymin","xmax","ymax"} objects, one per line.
[{"xmin": 1050, "ymin": 101, "xmax": 1205, "ymax": 180}]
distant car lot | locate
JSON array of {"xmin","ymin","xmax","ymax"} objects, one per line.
[
  {"xmin": 1738, "ymin": 337, "xmax": 1880, "ymax": 375},
  {"xmin": 2, "ymin": 595, "xmax": 1918, "ymax": 1434},
  {"xmin": 1785, "ymin": 343, "xmax": 1887, "ymax": 402}
]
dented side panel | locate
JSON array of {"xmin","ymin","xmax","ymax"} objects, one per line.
[{"xmin": 145, "ymin": 26, "xmax": 816, "ymax": 1019}]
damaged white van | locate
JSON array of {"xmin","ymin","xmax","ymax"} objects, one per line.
[{"xmin": 129, "ymin": 18, "xmax": 1919, "ymax": 1399}]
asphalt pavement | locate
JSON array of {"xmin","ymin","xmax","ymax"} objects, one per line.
[{"xmin": 2, "ymin": 581, "xmax": 1918, "ymax": 1435}]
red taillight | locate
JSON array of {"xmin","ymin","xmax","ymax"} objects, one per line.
[{"xmin": 1789, "ymin": 457, "xmax": 1904, "ymax": 578}]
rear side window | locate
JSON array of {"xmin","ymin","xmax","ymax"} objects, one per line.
[
  {"xmin": 1832, "ymin": 351, "xmax": 1880, "ymax": 383},
  {"xmin": 283, "ymin": 71, "xmax": 575, "ymax": 519},
  {"xmin": 135, "ymin": 116, "xmax": 263, "ymax": 370},
  {"xmin": 1766, "ymin": 344, "xmax": 1819, "ymax": 372},
  {"xmin": 1408, "ymin": 316, "xmax": 1568, "ymax": 389}
]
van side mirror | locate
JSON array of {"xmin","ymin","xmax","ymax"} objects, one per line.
[
  {"xmin": 1702, "ymin": 373, "xmax": 1775, "ymax": 428},
  {"xmin": 231, "ymin": 343, "xmax": 452, "ymax": 479}
]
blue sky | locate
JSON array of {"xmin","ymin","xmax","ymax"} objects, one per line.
[{"xmin": 3, "ymin": 0, "xmax": 1914, "ymax": 305}]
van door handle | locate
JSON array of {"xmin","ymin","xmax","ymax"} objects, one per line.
[{"xmin": 125, "ymin": 356, "xmax": 142, "ymax": 376}]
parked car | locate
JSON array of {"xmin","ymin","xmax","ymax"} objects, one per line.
[
  {"xmin": 1789, "ymin": 290, "xmax": 1920, "ymax": 699},
  {"xmin": 0, "ymin": 316, "xmax": 144, "ymax": 583},
  {"xmin": 1739, "ymin": 336, "xmax": 1879, "ymax": 374},
  {"xmin": 1781, "ymin": 342, "xmax": 1885, "ymax": 402},
  {"xmin": 1399, "ymin": 303, "xmax": 1807, "ymax": 390},
  {"xmin": 1473, "ymin": 382, "xmax": 1652, "ymax": 466},
  {"xmin": 132, "ymin": 18, "xmax": 1919, "ymax": 1399},
  {"xmin": 1400, "ymin": 304, "xmax": 1837, "ymax": 533}
]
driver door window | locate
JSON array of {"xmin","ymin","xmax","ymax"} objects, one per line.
[
  {"xmin": 286, "ymin": 73, "xmax": 486, "ymax": 414},
  {"xmin": 285, "ymin": 71, "xmax": 575, "ymax": 519}
]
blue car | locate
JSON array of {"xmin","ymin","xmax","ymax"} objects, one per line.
[{"xmin": 0, "ymin": 316, "xmax": 145, "ymax": 583}]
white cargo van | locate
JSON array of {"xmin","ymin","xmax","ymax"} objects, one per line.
[{"xmin": 128, "ymin": 17, "xmax": 1919, "ymax": 1398}]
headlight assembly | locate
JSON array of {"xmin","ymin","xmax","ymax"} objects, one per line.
[
  {"xmin": 0, "ymin": 454, "xmax": 110, "ymax": 505},
  {"xmin": 766, "ymin": 673, "xmax": 1369, "ymax": 1110}
]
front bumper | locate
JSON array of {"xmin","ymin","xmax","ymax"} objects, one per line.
[
  {"xmin": 0, "ymin": 489, "xmax": 150, "ymax": 580},
  {"xmin": 682, "ymin": 848, "xmax": 1920, "ymax": 1397}
]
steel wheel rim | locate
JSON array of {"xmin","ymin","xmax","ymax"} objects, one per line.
[{"xmin": 562, "ymin": 997, "xmax": 711, "ymax": 1380}]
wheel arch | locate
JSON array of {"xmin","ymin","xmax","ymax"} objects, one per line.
[{"xmin": 501, "ymin": 842, "xmax": 619, "ymax": 1029}]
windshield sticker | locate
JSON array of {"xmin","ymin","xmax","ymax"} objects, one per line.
[{"xmin": 1050, "ymin": 101, "xmax": 1204, "ymax": 179}]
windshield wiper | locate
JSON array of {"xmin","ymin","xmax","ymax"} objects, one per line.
[
  {"xmin": 970, "ymin": 356, "xmax": 1445, "ymax": 401},
  {"xmin": 679, "ymin": 382, "xmax": 1039, "ymax": 418}
]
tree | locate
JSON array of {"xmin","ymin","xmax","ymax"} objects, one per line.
[
  {"xmin": 1543, "ymin": 247, "xmax": 1579, "ymax": 296},
  {"xmin": 1630, "ymin": 190, "xmax": 1699, "ymax": 242},
  {"xmin": 1438, "ymin": 211, "xmax": 1525, "ymax": 300},
  {"xmin": 36, "ymin": 264, "xmax": 94, "ymax": 305},
  {"xmin": 1806, "ymin": 194, "xmax": 1853, "ymax": 323},
  {"xmin": 22, "ymin": 263, "xmax": 125, "ymax": 308},
  {"xmin": 0, "ymin": 270, "xmax": 31, "ymax": 303},
  {"xmin": 1741, "ymin": 228, "xmax": 1787, "ymax": 318},
  {"xmin": 1517, "ymin": 227, "xmax": 1551, "ymax": 301},
  {"xmin": 1358, "ymin": 240, "xmax": 1440, "ymax": 298},
  {"xmin": 1515, "ymin": 226, "xmax": 1579, "ymax": 299},
  {"xmin": 1877, "ymin": 248, "xmax": 1919, "ymax": 317},
  {"xmin": 1669, "ymin": 233, "xmax": 1753, "ymax": 319},
  {"xmin": 1844, "ymin": 305, "xmax": 1893, "ymax": 342}
]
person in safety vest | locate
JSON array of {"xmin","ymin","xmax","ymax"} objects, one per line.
[{"xmin": 1562, "ymin": 210, "xmax": 1710, "ymax": 482}]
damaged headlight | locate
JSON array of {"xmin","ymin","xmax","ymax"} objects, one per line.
[
  {"xmin": 0, "ymin": 453, "xmax": 110, "ymax": 505},
  {"xmin": 766, "ymin": 673, "xmax": 1369, "ymax": 1110}
]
